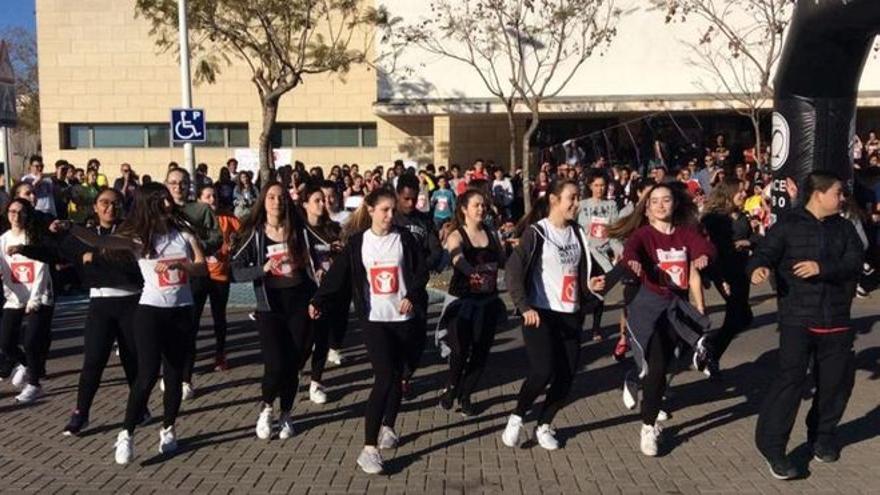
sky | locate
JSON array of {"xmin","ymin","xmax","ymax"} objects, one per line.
[{"xmin": 0, "ymin": 0, "xmax": 37, "ymax": 32}]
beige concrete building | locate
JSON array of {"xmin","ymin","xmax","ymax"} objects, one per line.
[{"xmin": 36, "ymin": 0, "xmax": 880, "ymax": 180}]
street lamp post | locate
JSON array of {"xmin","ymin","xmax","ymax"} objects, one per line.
[{"xmin": 178, "ymin": 0, "xmax": 195, "ymax": 175}]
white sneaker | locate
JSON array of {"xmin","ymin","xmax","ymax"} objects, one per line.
[
  {"xmin": 501, "ymin": 414, "xmax": 526, "ymax": 448},
  {"xmin": 181, "ymin": 382, "xmax": 195, "ymax": 401},
  {"xmin": 535, "ymin": 424, "xmax": 559, "ymax": 451},
  {"xmin": 115, "ymin": 430, "xmax": 133, "ymax": 465},
  {"xmin": 10, "ymin": 365, "xmax": 28, "ymax": 389},
  {"xmin": 622, "ymin": 376, "xmax": 639, "ymax": 410},
  {"xmin": 159, "ymin": 378, "xmax": 165, "ymax": 392},
  {"xmin": 327, "ymin": 348, "xmax": 344, "ymax": 366},
  {"xmin": 309, "ymin": 381, "xmax": 327, "ymax": 404},
  {"xmin": 657, "ymin": 410, "xmax": 671, "ymax": 422},
  {"xmin": 357, "ymin": 446, "xmax": 384, "ymax": 474},
  {"xmin": 256, "ymin": 405, "xmax": 273, "ymax": 440},
  {"xmin": 158, "ymin": 425, "xmax": 178, "ymax": 454},
  {"xmin": 640, "ymin": 423, "xmax": 662, "ymax": 456},
  {"xmin": 378, "ymin": 425, "xmax": 398, "ymax": 450},
  {"xmin": 278, "ymin": 412, "xmax": 295, "ymax": 440},
  {"xmin": 15, "ymin": 384, "xmax": 43, "ymax": 403}
]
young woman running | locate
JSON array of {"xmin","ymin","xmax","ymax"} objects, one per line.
[
  {"xmin": 612, "ymin": 183, "xmax": 715, "ymax": 457},
  {"xmin": 13, "ymin": 189, "xmax": 145, "ymax": 434},
  {"xmin": 438, "ymin": 188, "xmax": 506, "ymax": 416},
  {"xmin": 502, "ymin": 179, "xmax": 606, "ymax": 450},
  {"xmin": 192, "ymin": 185, "xmax": 241, "ymax": 371},
  {"xmin": 577, "ymin": 170, "xmax": 623, "ymax": 341},
  {"xmin": 231, "ymin": 182, "xmax": 315, "ymax": 441},
  {"xmin": 67, "ymin": 182, "xmax": 206, "ymax": 464},
  {"xmin": 0, "ymin": 198, "xmax": 54, "ymax": 403},
  {"xmin": 300, "ymin": 183, "xmax": 344, "ymax": 405},
  {"xmin": 309, "ymin": 188, "xmax": 428, "ymax": 475}
]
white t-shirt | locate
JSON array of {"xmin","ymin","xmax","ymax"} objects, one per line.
[
  {"xmin": 137, "ymin": 230, "xmax": 195, "ymax": 308},
  {"xmin": 527, "ymin": 219, "xmax": 581, "ymax": 313},
  {"xmin": 330, "ymin": 209, "xmax": 352, "ymax": 226},
  {"xmin": 0, "ymin": 230, "xmax": 53, "ymax": 309},
  {"xmin": 361, "ymin": 229, "xmax": 410, "ymax": 322}
]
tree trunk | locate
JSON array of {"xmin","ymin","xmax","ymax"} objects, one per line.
[
  {"xmin": 751, "ymin": 112, "xmax": 763, "ymax": 170},
  {"xmin": 521, "ymin": 107, "xmax": 541, "ymax": 212},
  {"xmin": 258, "ymin": 95, "xmax": 280, "ymax": 186},
  {"xmin": 505, "ymin": 105, "xmax": 517, "ymax": 173}
]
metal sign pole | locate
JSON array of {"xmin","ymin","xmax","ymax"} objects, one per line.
[{"xmin": 178, "ymin": 0, "xmax": 195, "ymax": 175}]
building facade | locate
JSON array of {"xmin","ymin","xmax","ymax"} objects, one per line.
[{"xmin": 36, "ymin": 0, "xmax": 880, "ymax": 179}]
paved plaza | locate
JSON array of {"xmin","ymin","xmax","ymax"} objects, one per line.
[{"xmin": 0, "ymin": 285, "xmax": 878, "ymax": 494}]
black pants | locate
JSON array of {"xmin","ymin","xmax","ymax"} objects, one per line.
[
  {"xmin": 755, "ymin": 325, "xmax": 855, "ymax": 457},
  {"xmin": 514, "ymin": 309, "xmax": 581, "ymax": 425},
  {"xmin": 591, "ymin": 301, "xmax": 605, "ymax": 333},
  {"xmin": 402, "ymin": 315, "xmax": 427, "ymax": 382},
  {"xmin": 123, "ymin": 305, "xmax": 192, "ymax": 433},
  {"xmin": 183, "ymin": 276, "xmax": 230, "ymax": 381},
  {"xmin": 362, "ymin": 319, "xmax": 416, "ymax": 445},
  {"xmin": 709, "ymin": 275, "xmax": 752, "ymax": 362},
  {"xmin": 0, "ymin": 305, "xmax": 53, "ymax": 386},
  {"xmin": 446, "ymin": 306, "xmax": 498, "ymax": 400},
  {"xmin": 641, "ymin": 320, "xmax": 677, "ymax": 425},
  {"xmin": 256, "ymin": 286, "xmax": 313, "ymax": 412},
  {"xmin": 76, "ymin": 295, "xmax": 139, "ymax": 415},
  {"xmin": 310, "ymin": 304, "xmax": 347, "ymax": 384}
]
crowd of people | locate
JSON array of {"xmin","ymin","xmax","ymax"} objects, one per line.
[{"xmin": 0, "ymin": 128, "xmax": 872, "ymax": 479}]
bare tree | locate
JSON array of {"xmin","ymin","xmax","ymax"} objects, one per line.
[
  {"xmin": 136, "ymin": 0, "xmax": 397, "ymax": 182},
  {"xmin": 1, "ymin": 27, "xmax": 40, "ymax": 168},
  {"xmin": 655, "ymin": 0, "xmax": 795, "ymax": 168},
  {"xmin": 401, "ymin": 0, "xmax": 618, "ymax": 209}
]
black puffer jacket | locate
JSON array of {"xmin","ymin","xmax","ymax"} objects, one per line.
[{"xmin": 747, "ymin": 207, "xmax": 863, "ymax": 328}]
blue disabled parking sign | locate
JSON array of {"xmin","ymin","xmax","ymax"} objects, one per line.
[{"xmin": 171, "ymin": 108, "xmax": 206, "ymax": 143}]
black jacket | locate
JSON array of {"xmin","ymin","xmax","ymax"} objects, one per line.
[
  {"xmin": 310, "ymin": 226, "xmax": 429, "ymax": 321},
  {"xmin": 394, "ymin": 211, "xmax": 443, "ymax": 272},
  {"xmin": 504, "ymin": 220, "xmax": 604, "ymax": 316},
  {"xmin": 747, "ymin": 207, "xmax": 863, "ymax": 328}
]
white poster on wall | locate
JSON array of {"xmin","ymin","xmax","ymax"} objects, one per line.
[{"xmin": 233, "ymin": 148, "xmax": 294, "ymax": 174}]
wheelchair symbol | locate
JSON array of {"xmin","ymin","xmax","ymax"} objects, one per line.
[{"xmin": 174, "ymin": 111, "xmax": 203, "ymax": 140}]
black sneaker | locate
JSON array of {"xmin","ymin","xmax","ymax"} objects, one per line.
[
  {"xmin": 401, "ymin": 380, "xmax": 416, "ymax": 401},
  {"xmin": 812, "ymin": 439, "xmax": 840, "ymax": 463},
  {"xmin": 438, "ymin": 387, "xmax": 455, "ymax": 411},
  {"xmin": 63, "ymin": 410, "xmax": 89, "ymax": 436},
  {"xmin": 763, "ymin": 454, "xmax": 798, "ymax": 480},
  {"xmin": 459, "ymin": 397, "xmax": 476, "ymax": 417}
]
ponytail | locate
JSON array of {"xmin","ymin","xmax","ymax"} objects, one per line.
[{"xmin": 514, "ymin": 178, "xmax": 577, "ymax": 237}]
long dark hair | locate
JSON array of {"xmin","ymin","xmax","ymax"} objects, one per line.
[
  {"xmin": 343, "ymin": 186, "xmax": 397, "ymax": 241},
  {"xmin": 702, "ymin": 177, "xmax": 743, "ymax": 217},
  {"xmin": 4, "ymin": 198, "xmax": 41, "ymax": 244},
  {"xmin": 448, "ymin": 188, "xmax": 487, "ymax": 233},
  {"xmin": 300, "ymin": 181, "xmax": 340, "ymax": 242},
  {"xmin": 608, "ymin": 182, "xmax": 698, "ymax": 240},
  {"xmin": 515, "ymin": 178, "xmax": 578, "ymax": 237},
  {"xmin": 117, "ymin": 182, "xmax": 190, "ymax": 257},
  {"xmin": 235, "ymin": 181, "xmax": 307, "ymax": 265}
]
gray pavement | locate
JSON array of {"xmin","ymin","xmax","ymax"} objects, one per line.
[{"xmin": 0, "ymin": 284, "xmax": 878, "ymax": 494}]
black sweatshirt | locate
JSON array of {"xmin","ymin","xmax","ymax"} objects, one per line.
[{"xmin": 394, "ymin": 210, "xmax": 443, "ymax": 272}]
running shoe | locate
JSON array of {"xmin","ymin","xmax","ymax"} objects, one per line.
[
  {"xmin": 213, "ymin": 354, "xmax": 229, "ymax": 372},
  {"xmin": 63, "ymin": 410, "xmax": 89, "ymax": 436},
  {"xmin": 535, "ymin": 424, "xmax": 559, "ymax": 450},
  {"xmin": 762, "ymin": 453, "xmax": 797, "ymax": 480},
  {"xmin": 591, "ymin": 330, "xmax": 603, "ymax": 342},
  {"xmin": 459, "ymin": 397, "xmax": 476, "ymax": 417},
  {"xmin": 501, "ymin": 414, "xmax": 526, "ymax": 448},
  {"xmin": 309, "ymin": 381, "xmax": 327, "ymax": 405},
  {"xmin": 438, "ymin": 387, "xmax": 455, "ymax": 411},
  {"xmin": 378, "ymin": 425, "xmax": 399, "ymax": 450},
  {"xmin": 357, "ymin": 447, "xmax": 384, "ymax": 474},
  {"xmin": 326, "ymin": 348, "xmax": 344, "ymax": 366},
  {"xmin": 279, "ymin": 412, "xmax": 295, "ymax": 440},
  {"xmin": 181, "ymin": 382, "xmax": 195, "ymax": 401},
  {"xmin": 256, "ymin": 405, "xmax": 273, "ymax": 440},
  {"xmin": 612, "ymin": 335, "xmax": 629, "ymax": 361},
  {"xmin": 10, "ymin": 364, "xmax": 28, "ymax": 390},
  {"xmin": 622, "ymin": 375, "xmax": 639, "ymax": 410},
  {"xmin": 639, "ymin": 423, "xmax": 661, "ymax": 456},
  {"xmin": 158, "ymin": 425, "xmax": 177, "ymax": 454},
  {"xmin": 692, "ymin": 336, "xmax": 710, "ymax": 374},
  {"xmin": 115, "ymin": 430, "xmax": 133, "ymax": 465},
  {"xmin": 656, "ymin": 410, "xmax": 671, "ymax": 422},
  {"xmin": 15, "ymin": 384, "xmax": 43, "ymax": 403},
  {"xmin": 856, "ymin": 285, "xmax": 869, "ymax": 299},
  {"xmin": 811, "ymin": 438, "xmax": 840, "ymax": 463}
]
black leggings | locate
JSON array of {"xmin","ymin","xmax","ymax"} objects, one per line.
[
  {"xmin": 710, "ymin": 275, "xmax": 752, "ymax": 362},
  {"xmin": 183, "ymin": 276, "xmax": 230, "ymax": 381},
  {"xmin": 514, "ymin": 309, "xmax": 581, "ymax": 424},
  {"xmin": 76, "ymin": 295, "xmax": 139, "ymax": 415},
  {"xmin": 445, "ymin": 305, "xmax": 499, "ymax": 400},
  {"xmin": 123, "ymin": 305, "xmax": 192, "ymax": 433},
  {"xmin": 641, "ymin": 321, "xmax": 677, "ymax": 425},
  {"xmin": 310, "ymin": 305, "xmax": 347, "ymax": 384},
  {"xmin": 592, "ymin": 301, "xmax": 605, "ymax": 333},
  {"xmin": 402, "ymin": 316, "xmax": 427, "ymax": 382},
  {"xmin": 362, "ymin": 319, "xmax": 416, "ymax": 446},
  {"xmin": 0, "ymin": 305, "xmax": 53, "ymax": 386},
  {"xmin": 256, "ymin": 286, "xmax": 313, "ymax": 412}
]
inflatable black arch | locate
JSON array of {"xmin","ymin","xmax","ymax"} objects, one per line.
[{"xmin": 771, "ymin": 0, "xmax": 880, "ymax": 219}]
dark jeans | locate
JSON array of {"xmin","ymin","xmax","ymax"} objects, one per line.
[
  {"xmin": 123, "ymin": 305, "xmax": 192, "ymax": 433},
  {"xmin": 76, "ymin": 295, "xmax": 139, "ymax": 415},
  {"xmin": 755, "ymin": 325, "xmax": 855, "ymax": 458},
  {"xmin": 362, "ymin": 319, "xmax": 416, "ymax": 445},
  {"xmin": 446, "ymin": 307, "xmax": 498, "ymax": 400},
  {"xmin": 0, "ymin": 305, "xmax": 53, "ymax": 386},
  {"xmin": 513, "ymin": 309, "xmax": 581, "ymax": 425}
]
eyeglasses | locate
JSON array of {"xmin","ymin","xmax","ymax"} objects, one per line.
[{"xmin": 97, "ymin": 199, "xmax": 122, "ymax": 207}]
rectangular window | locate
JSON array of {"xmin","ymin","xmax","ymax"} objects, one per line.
[
  {"xmin": 271, "ymin": 123, "xmax": 378, "ymax": 148},
  {"xmin": 362, "ymin": 124, "xmax": 378, "ymax": 147},
  {"xmin": 93, "ymin": 125, "xmax": 145, "ymax": 148},
  {"xmin": 228, "ymin": 125, "xmax": 249, "ymax": 147},
  {"xmin": 64, "ymin": 125, "xmax": 91, "ymax": 149},
  {"xmin": 205, "ymin": 125, "xmax": 226, "ymax": 147},
  {"xmin": 147, "ymin": 125, "xmax": 170, "ymax": 148}
]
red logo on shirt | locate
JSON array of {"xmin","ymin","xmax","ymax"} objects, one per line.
[
  {"xmin": 589, "ymin": 217, "xmax": 609, "ymax": 240},
  {"xmin": 370, "ymin": 265, "xmax": 399, "ymax": 295},
  {"xmin": 657, "ymin": 248, "xmax": 688, "ymax": 289},
  {"xmin": 10, "ymin": 261, "xmax": 34, "ymax": 284},
  {"xmin": 561, "ymin": 274, "xmax": 578, "ymax": 303},
  {"xmin": 158, "ymin": 258, "xmax": 188, "ymax": 287},
  {"xmin": 267, "ymin": 245, "xmax": 294, "ymax": 277},
  {"xmin": 469, "ymin": 262, "xmax": 498, "ymax": 293}
]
